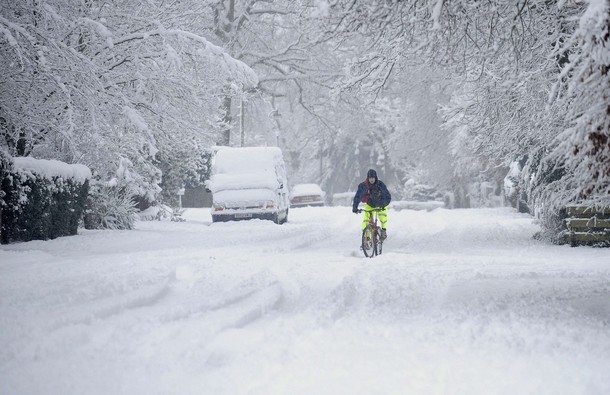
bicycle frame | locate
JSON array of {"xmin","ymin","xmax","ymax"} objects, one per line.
[{"xmin": 358, "ymin": 208, "xmax": 384, "ymax": 258}]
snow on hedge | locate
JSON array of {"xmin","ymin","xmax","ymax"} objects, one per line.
[{"xmin": 13, "ymin": 157, "xmax": 92, "ymax": 183}]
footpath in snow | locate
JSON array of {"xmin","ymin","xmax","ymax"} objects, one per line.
[{"xmin": 1, "ymin": 207, "xmax": 609, "ymax": 395}]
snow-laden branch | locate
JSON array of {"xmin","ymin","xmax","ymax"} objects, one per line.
[
  {"xmin": 0, "ymin": 14, "xmax": 36, "ymax": 42},
  {"xmin": 0, "ymin": 13, "xmax": 38, "ymax": 68},
  {"xmin": 431, "ymin": 0, "xmax": 444, "ymax": 31},
  {"xmin": 240, "ymin": 35, "xmax": 304, "ymax": 66},
  {"xmin": 111, "ymin": 28, "xmax": 258, "ymax": 88},
  {"xmin": 82, "ymin": 17, "xmax": 114, "ymax": 49}
]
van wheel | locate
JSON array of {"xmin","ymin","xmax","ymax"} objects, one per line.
[{"xmin": 272, "ymin": 213, "xmax": 280, "ymax": 224}]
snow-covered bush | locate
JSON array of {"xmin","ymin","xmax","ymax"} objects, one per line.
[
  {"xmin": 503, "ymin": 156, "xmax": 531, "ymax": 213},
  {"xmin": 0, "ymin": 149, "xmax": 14, "ymax": 241},
  {"xmin": 0, "ymin": 156, "xmax": 91, "ymax": 244},
  {"xmin": 503, "ymin": 161, "xmax": 521, "ymax": 208},
  {"xmin": 403, "ymin": 178, "xmax": 443, "ymax": 202},
  {"xmin": 157, "ymin": 149, "xmax": 212, "ymax": 208},
  {"xmin": 138, "ymin": 205, "xmax": 186, "ymax": 222},
  {"xmin": 84, "ymin": 182, "xmax": 138, "ymax": 230}
]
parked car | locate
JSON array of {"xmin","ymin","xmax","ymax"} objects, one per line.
[
  {"xmin": 331, "ymin": 191, "xmax": 355, "ymax": 206},
  {"xmin": 290, "ymin": 183, "xmax": 325, "ymax": 208},
  {"xmin": 206, "ymin": 146, "xmax": 289, "ymax": 224}
]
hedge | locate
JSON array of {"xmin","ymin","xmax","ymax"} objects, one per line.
[{"xmin": 0, "ymin": 154, "xmax": 91, "ymax": 244}]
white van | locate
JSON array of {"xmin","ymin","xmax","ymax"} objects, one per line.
[{"xmin": 206, "ymin": 146, "xmax": 289, "ymax": 224}]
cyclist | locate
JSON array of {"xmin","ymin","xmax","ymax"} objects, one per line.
[{"xmin": 352, "ymin": 169, "xmax": 392, "ymax": 240}]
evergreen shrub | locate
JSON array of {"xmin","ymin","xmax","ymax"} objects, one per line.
[
  {"xmin": 84, "ymin": 182, "xmax": 138, "ymax": 230},
  {"xmin": 0, "ymin": 155, "xmax": 90, "ymax": 244}
]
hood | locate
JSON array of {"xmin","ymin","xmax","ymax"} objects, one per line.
[{"xmin": 367, "ymin": 169, "xmax": 377, "ymax": 181}]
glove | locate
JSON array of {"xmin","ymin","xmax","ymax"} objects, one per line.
[{"xmin": 352, "ymin": 207, "xmax": 359, "ymax": 214}]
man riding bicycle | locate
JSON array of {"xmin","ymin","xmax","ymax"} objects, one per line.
[{"xmin": 352, "ymin": 169, "xmax": 392, "ymax": 241}]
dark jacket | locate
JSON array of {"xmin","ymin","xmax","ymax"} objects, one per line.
[{"xmin": 353, "ymin": 178, "xmax": 391, "ymax": 211}]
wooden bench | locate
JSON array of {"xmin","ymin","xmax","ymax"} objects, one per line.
[{"xmin": 564, "ymin": 205, "xmax": 610, "ymax": 247}]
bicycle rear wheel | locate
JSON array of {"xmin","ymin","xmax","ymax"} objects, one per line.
[
  {"xmin": 375, "ymin": 226, "xmax": 383, "ymax": 255},
  {"xmin": 361, "ymin": 225, "xmax": 377, "ymax": 258}
]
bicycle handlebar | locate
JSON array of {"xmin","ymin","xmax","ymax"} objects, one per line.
[{"xmin": 356, "ymin": 207, "xmax": 386, "ymax": 213}]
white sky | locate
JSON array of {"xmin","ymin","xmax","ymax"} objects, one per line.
[{"xmin": 1, "ymin": 206, "xmax": 609, "ymax": 394}]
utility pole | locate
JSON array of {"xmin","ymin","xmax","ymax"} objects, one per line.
[
  {"xmin": 270, "ymin": 98, "xmax": 281, "ymax": 147},
  {"xmin": 273, "ymin": 111, "xmax": 281, "ymax": 147},
  {"xmin": 215, "ymin": 0, "xmax": 236, "ymax": 146},
  {"xmin": 239, "ymin": 96, "xmax": 245, "ymax": 147}
]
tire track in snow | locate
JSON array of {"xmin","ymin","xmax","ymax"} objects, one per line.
[{"xmin": 2, "ymin": 268, "xmax": 285, "ymax": 370}]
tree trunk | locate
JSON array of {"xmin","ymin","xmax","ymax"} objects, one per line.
[{"xmin": 219, "ymin": 96, "xmax": 232, "ymax": 146}]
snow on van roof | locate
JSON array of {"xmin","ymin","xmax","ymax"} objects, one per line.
[
  {"xmin": 212, "ymin": 146, "xmax": 283, "ymax": 174},
  {"xmin": 208, "ymin": 146, "xmax": 285, "ymax": 193}
]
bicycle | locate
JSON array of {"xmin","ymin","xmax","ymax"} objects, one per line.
[{"xmin": 357, "ymin": 208, "xmax": 385, "ymax": 258}]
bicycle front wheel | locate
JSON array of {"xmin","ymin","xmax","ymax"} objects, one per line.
[{"xmin": 361, "ymin": 225, "xmax": 377, "ymax": 258}]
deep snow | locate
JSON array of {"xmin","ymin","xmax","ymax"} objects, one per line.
[{"xmin": 1, "ymin": 207, "xmax": 609, "ymax": 395}]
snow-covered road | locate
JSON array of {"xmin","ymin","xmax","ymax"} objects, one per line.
[{"xmin": 1, "ymin": 207, "xmax": 609, "ymax": 394}]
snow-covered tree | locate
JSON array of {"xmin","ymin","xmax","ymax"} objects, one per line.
[
  {"xmin": 1, "ymin": 0, "xmax": 257, "ymax": 205},
  {"xmin": 543, "ymin": 0, "xmax": 610, "ymax": 208},
  {"xmin": 209, "ymin": 0, "xmax": 343, "ymax": 147},
  {"xmin": 321, "ymin": 0, "xmax": 608, "ymax": 221}
]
